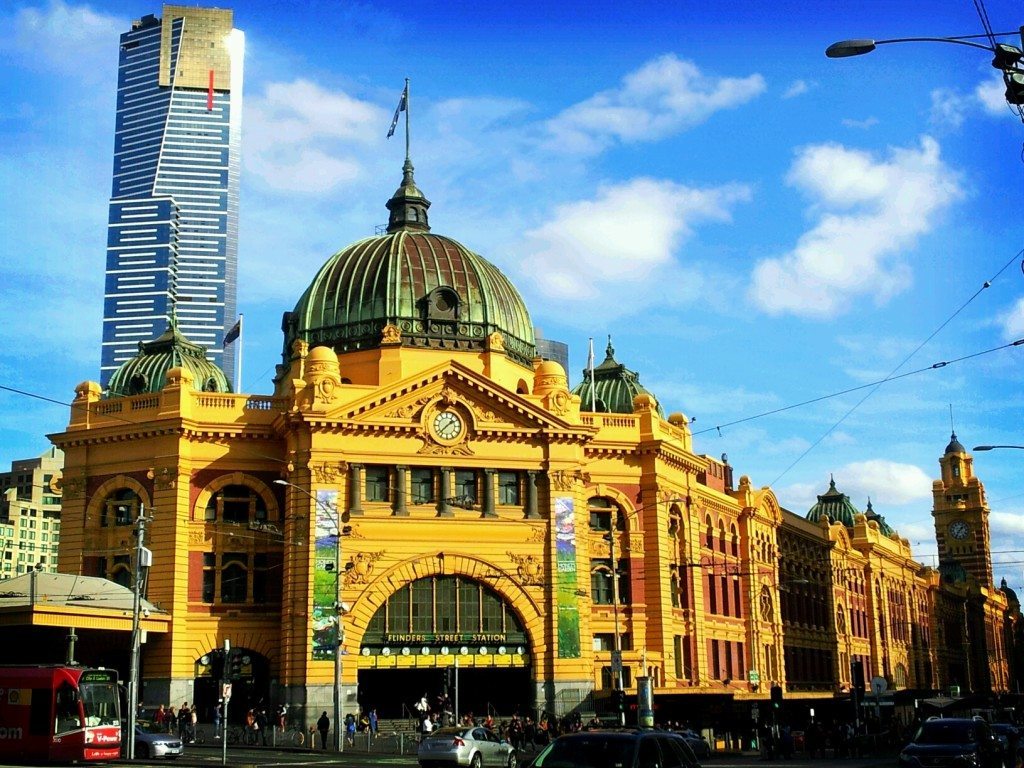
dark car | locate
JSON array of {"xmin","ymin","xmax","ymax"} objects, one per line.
[
  {"xmin": 989, "ymin": 723, "xmax": 1020, "ymax": 763},
  {"xmin": 898, "ymin": 717, "xmax": 1003, "ymax": 768},
  {"xmin": 525, "ymin": 728, "xmax": 700, "ymax": 768},
  {"xmin": 668, "ymin": 729, "xmax": 710, "ymax": 759}
]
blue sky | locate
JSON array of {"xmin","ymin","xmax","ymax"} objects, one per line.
[{"xmin": 3, "ymin": 0, "xmax": 1024, "ymax": 584}]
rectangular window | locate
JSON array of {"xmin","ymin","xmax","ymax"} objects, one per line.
[
  {"xmin": 412, "ymin": 579, "xmax": 433, "ymax": 633},
  {"xmin": 202, "ymin": 552, "xmax": 215, "ymax": 602},
  {"xmin": 733, "ymin": 578, "xmax": 742, "ymax": 618},
  {"xmin": 498, "ymin": 472, "xmax": 520, "ymax": 505},
  {"xmin": 459, "ymin": 580, "xmax": 478, "ymax": 632},
  {"xmin": 436, "ymin": 577, "xmax": 457, "ymax": 632},
  {"xmin": 591, "ymin": 559, "xmax": 613, "ymax": 605},
  {"xmin": 455, "ymin": 470, "xmax": 477, "ymax": 505},
  {"xmin": 710, "ymin": 639, "xmax": 721, "ymax": 679},
  {"xmin": 593, "ymin": 633, "xmax": 616, "ymax": 652},
  {"xmin": 482, "ymin": 589, "xmax": 502, "ymax": 632},
  {"xmin": 707, "ymin": 573, "xmax": 717, "ymax": 614},
  {"xmin": 388, "ymin": 586, "xmax": 410, "ymax": 633},
  {"xmin": 589, "ymin": 510, "xmax": 611, "ymax": 531},
  {"xmin": 411, "ymin": 468, "xmax": 434, "ymax": 504},
  {"xmin": 253, "ymin": 553, "xmax": 268, "ymax": 603},
  {"xmin": 220, "ymin": 553, "xmax": 248, "ymax": 603},
  {"xmin": 617, "ymin": 559, "xmax": 631, "ymax": 604},
  {"xmin": 673, "ymin": 635, "xmax": 684, "ymax": 679},
  {"xmin": 365, "ymin": 466, "xmax": 390, "ymax": 502}
]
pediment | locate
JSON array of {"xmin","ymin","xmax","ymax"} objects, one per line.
[{"xmin": 332, "ymin": 361, "xmax": 585, "ymax": 438}]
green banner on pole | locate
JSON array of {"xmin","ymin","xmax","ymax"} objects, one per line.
[
  {"xmin": 312, "ymin": 489, "xmax": 339, "ymax": 660},
  {"xmin": 555, "ymin": 496, "xmax": 581, "ymax": 658}
]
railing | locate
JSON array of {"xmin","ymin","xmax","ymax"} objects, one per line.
[{"xmin": 578, "ymin": 414, "xmax": 639, "ymax": 429}]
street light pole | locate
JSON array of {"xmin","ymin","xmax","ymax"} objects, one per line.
[
  {"xmin": 274, "ymin": 480, "xmax": 344, "ymax": 752},
  {"xmin": 973, "ymin": 445, "xmax": 1024, "ymax": 451},
  {"xmin": 127, "ymin": 504, "xmax": 152, "ymax": 761},
  {"xmin": 605, "ymin": 529, "xmax": 625, "ymax": 726}
]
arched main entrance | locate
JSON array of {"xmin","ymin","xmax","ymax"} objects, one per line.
[
  {"xmin": 193, "ymin": 648, "xmax": 270, "ymax": 724},
  {"xmin": 357, "ymin": 575, "xmax": 532, "ymax": 718}
]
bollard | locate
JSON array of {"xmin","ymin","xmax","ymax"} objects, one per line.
[{"xmin": 399, "ymin": 731, "xmax": 404, "ymax": 755}]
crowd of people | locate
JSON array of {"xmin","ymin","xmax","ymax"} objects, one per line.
[{"xmin": 148, "ymin": 702, "xmax": 197, "ymax": 743}]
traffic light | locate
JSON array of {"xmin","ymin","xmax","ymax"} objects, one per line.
[
  {"xmin": 851, "ymin": 660, "xmax": 865, "ymax": 694},
  {"xmin": 208, "ymin": 650, "xmax": 225, "ymax": 682},
  {"xmin": 770, "ymin": 684, "xmax": 783, "ymax": 710},
  {"xmin": 611, "ymin": 689, "xmax": 626, "ymax": 714},
  {"xmin": 225, "ymin": 649, "xmax": 243, "ymax": 681}
]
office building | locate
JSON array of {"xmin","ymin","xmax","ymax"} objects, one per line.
[
  {"xmin": 0, "ymin": 448, "xmax": 64, "ymax": 577},
  {"xmin": 100, "ymin": 5, "xmax": 243, "ymax": 389}
]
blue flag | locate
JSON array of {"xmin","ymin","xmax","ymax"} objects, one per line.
[
  {"xmin": 223, "ymin": 319, "xmax": 241, "ymax": 345},
  {"xmin": 387, "ymin": 85, "xmax": 407, "ymax": 138}
]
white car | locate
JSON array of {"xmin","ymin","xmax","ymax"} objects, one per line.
[
  {"xmin": 133, "ymin": 720, "xmax": 184, "ymax": 759},
  {"xmin": 418, "ymin": 726, "xmax": 516, "ymax": 768}
]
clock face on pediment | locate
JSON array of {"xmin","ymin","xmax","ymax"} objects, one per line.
[{"xmin": 432, "ymin": 410, "xmax": 464, "ymax": 441}]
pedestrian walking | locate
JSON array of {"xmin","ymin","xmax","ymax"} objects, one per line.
[
  {"xmin": 317, "ymin": 711, "xmax": 330, "ymax": 750},
  {"xmin": 368, "ymin": 708, "xmax": 379, "ymax": 739}
]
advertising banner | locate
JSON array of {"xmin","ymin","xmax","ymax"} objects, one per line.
[
  {"xmin": 555, "ymin": 496, "xmax": 581, "ymax": 658},
  {"xmin": 312, "ymin": 489, "xmax": 339, "ymax": 660}
]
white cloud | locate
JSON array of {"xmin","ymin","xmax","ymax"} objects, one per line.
[
  {"xmin": 998, "ymin": 297, "xmax": 1024, "ymax": 340},
  {"xmin": 834, "ymin": 459, "xmax": 933, "ymax": 506},
  {"xmin": 976, "ymin": 74, "xmax": 1011, "ymax": 116},
  {"xmin": 545, "ymin": 54, "xmax": 766, "ymax": 155},
  {"xmin": 929, "ymin": 88, "xmax": 969, "ymax": 129},
  {"xmin": 0, "ymin": 0, "xmax": 124, "ymax": 80},
  {"xmin": 244, "ymin": 79, "xmax": 389, "ymax": 193},
  {"xmin": 782, "ymin": 80, "xmax": 813, "ymax": 99},
  {"xmin": 518, "ymin": 178, "xmax": 751, "ymax": 312},
  {"xmin": 749, "ymin": 137, "xmax": 962, "ymax": 318},
  {"xmin": 990, "ymin": 511, "xmax": 1024, "ymax": 536}
]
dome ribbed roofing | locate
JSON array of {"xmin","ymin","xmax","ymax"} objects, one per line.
[
  {"xmin": 571, "ymin": 337, "xmax": 663, "ymax": 416},
  {"xmin": 864, "ymin": 498, "xmax": 896, "ymax": 537},
  {"xmin": 945, "ymin": 431, "xmax": 967, "ymax": 454},
  {"xmin": 806, "ymin": 476, "xmax": 861, "ymax": 528},
  {"xmin": 106, "ymin": 318, "xmax": 231, "ymax": 398},
  {"xmin": 283, "ymin": 161, "xmax": 536, "ymax": 369}
]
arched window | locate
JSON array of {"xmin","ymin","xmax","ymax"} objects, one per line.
[
  {"xmin": 205, "ymin": 484, "xmax": 268, "ymax": 523},
  {"xmin": 588, "ymin": 497, "xmax": 624, "ymax": 532},
  {"xmin": 221, "ymin": 554, "xmax": 248, "ymax": 603},
  {"xmin": 705, "ymin": 515, "xmax": 714, "ymax": 548},
  {"xmin": 102, "ymin": 488, "xmax": 142, "ymax": 527},
  {"xmin": 730, "ymin": 523, "xmax": 739, "ymax": 556},
  {"xmin": 718, "ymin": 521, "xmax": 727, "ymax": 553}
]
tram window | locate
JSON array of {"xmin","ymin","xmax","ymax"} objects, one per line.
[
  {"xmin": 29, "ymin": 688, "xmax": 50, "ymax": 736},
  {"xmin": 55, "ymin": 683, "xmax": 81, "ymax": 733}
]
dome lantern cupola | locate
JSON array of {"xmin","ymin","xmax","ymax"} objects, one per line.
[
  {"xmin": 806, "ymin": 476, "xmax": 861, "ymax": 528},
  {"xmin": 385, "ymin": 158, "xmax": 430, "ymax": 233},
  {"xmin": 106, "ymin": 316, "xmax": 231, "ymax": 398},
  {"xmin": 571, "ymin": 336, "xmax": 664, "ymax": 416}
]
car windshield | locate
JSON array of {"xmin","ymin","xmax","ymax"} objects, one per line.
[
  {"xmin": 915, "ymin": 722, "xmax": 977, "ymax": 745},
  {"xmin": 137, "ymin": 720, "xmax": 168, "ymax": 735},
  {"xmin": 532, "ymin": 734, "xmax": 636, "ymax": 768}
]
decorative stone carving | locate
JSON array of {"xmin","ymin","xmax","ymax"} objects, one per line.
[
  {"xmin": 343, "ymin": 551, "xmax": 384, "ymax": 585},
  {"xmin": 549, "ymin": 469, "xmax": 588, "ymax": 492},
  {"xmin": 470, "ymin": 402, "xmax": 497, "ymax": 423},
  {"xmin": 385, "ymin": 395, "xmax": 431, "ymax": 419},
  {"xmin": 418, "ymin": 439, "xmax": 474, "ymax": 456},
  {"xmin": 59, "ymin": 475, "xmax": 85, "ymax": 500},
  {"xmin": 486, "ymin": 332, "xmax": 505, "ymax": 351},
  {"xmin": 546, "ymin": 390, "xmax": 572, "ymax": 416},
  {"xmin": 311, "ymin": 461, "xmax": 348, "ymax": 483},
  {"xmin": 148, "ymin": 465, "xmax": 177, "ymax": 491},
  {"xmin": 381, "ymin": 324, "xmax": 402, "ymax": 345},
  {"xmin": 189, "ymin": 526, "xmax": 208, "ymax": 545},
  {"xmin": 527, "ymin": 528, "xmax": 546, "ymax": 544},
  {"xmin": 507, "ymin": 552, "xmax": 544, "ymax": 586}
]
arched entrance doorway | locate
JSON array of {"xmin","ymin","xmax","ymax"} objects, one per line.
[
  {"xmin": 357, "ymin": 575, "xmax": 532, "ymax": 718},
  {"xmin": 193, "ymin": 648, "xmax": 270, "ymax": 725}
]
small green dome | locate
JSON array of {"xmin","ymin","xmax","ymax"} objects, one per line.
[
  {"xmin": 106, "ymin": 319, "xmax": 231, "ymax": 398},
  {"xmin": 806, "ymin": 476, "xmax": 861, "ymax": 528},
  {"xmin": 864, "ymin": 499, "xmax": 896, "ymax": 537},
  {"xmin": 282, "ymin": 161, "xmax": 536, "ymax": 370},
  {"xmin": 572, "ymin": 337, "xmax": 663, "ymax": 416}
]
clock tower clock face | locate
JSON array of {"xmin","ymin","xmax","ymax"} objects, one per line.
[
  {"xmin": 432, "ymin": 410, "xmax": 463, "ymax": 441},
  {"xmin": 949, "ymin": 520, "xmax": 971, "ymax": 540}
]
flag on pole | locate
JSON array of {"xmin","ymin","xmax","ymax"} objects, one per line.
[
  {"xmin": 387, "ymin": 83, "xmax": 408, "ymax": 138},
  {"xmin": 224, "ymin": 318, "xmax": 241, "ymax": 345},
  {"xmin": 587, "ymin": 337, "xmax": 596, "ymax": 412}
]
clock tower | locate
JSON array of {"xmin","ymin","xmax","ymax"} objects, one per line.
[{"xmin": 932, "ymin": 432, "xmax": 993, "ymax": 585}]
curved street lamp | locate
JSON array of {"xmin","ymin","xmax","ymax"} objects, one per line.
[
  {"xmin": 973, "ymin": 444, "xmax": 1024, "ymax": 451},
  {"xmin": 825, "ymin": 27, "xmax": 1024, "ymax": 109}
]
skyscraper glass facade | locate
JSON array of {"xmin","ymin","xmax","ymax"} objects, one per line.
[{"xmin": 101, "ymin": 6, "xmax": 242, "ymax": 389}]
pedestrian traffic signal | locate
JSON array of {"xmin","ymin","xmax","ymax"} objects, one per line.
[
  {"xmin": 225, "ymin": 649, "xmax": 243, "ymax": 681},
  {"xmin": 208, "ymin": 649, "xmax": 225, "ymax": 681},
  {"xmin": 770, "ymin": 685, "xmax": 783, "ymax": 710},
  {"xmin": 611, "ymin": 689, "xmax": 626, "ymax": 713}
]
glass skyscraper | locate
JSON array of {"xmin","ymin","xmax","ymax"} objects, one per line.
[{"xmin": 101, "ymin": 5, "xmax": 243, "ymax": 389}]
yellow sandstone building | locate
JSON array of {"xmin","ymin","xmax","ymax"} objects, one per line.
[{"xmin": 49, "ymin": 159, "xmax": 1012, "ymax": 729}]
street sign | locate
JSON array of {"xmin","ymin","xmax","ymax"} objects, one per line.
[
  {"xmin": 611, "ymin": 650, "xmax": 623, "ymax": 678},
  {"xmin": 870, "ymin": 676, "xmax": 888, "ymax": 697},
  {"xmin": 222, "ymin": 683, "xmax": 232, "ymax": 700},
  {"xmin": 751, "ymin": 703, "xmax": 760, "ymax": 722},
  {"xmin": 748, "ymin": 669, "xmax": 760, "ymax": 685}
]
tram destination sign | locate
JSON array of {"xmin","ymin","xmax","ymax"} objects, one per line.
[{"xmin": 383, "ymin": 633, "xmax": 508, "ymax": 644}]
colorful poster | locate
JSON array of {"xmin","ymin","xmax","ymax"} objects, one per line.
[
  {"xmin": 555, "ymin": 496, "xmax": 581, "ymax": 658},
  {"xmin": 312, "ymin": 489, "xmax": 339, "ymax": 660}
]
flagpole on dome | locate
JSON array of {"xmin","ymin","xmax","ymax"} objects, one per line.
[
  {"xmin": 587, "ymin": 337, "xmax": 596, "ymax": 412},
  {"xmin": 237, "ymin": 313, "xmax": 243, "ymax": 392},
  {"xmin": 404, "ymin": 77, "xmax": 411, "ymax": 164}
]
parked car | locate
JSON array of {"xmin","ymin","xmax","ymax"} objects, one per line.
[
  {"xmin": 525, "ymin": 728, "xmax": 700, "ymax": 768},
  {"xmin": 989, "ymin": 723, "xmax": 1020, "ymax": 763},
  {"xmin": 418, "ymin": 726, "xmax": 516, "ymax": 768},
  {"xmin": 898, "ymin": 717, "xmax": 1002, "ymax": 768},
  {"xmin": 132, "ymin": 719, "xmax": 184, "ymax": 759},
  {"xmin": 669, "ymin": 729, "xmax": 710, "ymax": 759}
]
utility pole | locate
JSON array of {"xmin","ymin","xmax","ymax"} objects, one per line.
[
  {"xmin": 608, "ymin": 530, "xmax": 625, "ymax": 726},
  {"xmin": 127, "ymin": 505, "xmax": 151, "ymax": 760}
]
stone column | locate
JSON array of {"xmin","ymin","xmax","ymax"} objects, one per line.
[
  {"xmin": 525, "ymin": 471, "xmax": 540, "ymax": 519},
  {"xmin": 481, "ymin": 469, "xmax": 496, "ymax": 518},
  {"xmin": 436, "ymin": 468, "xmax": 454, "ymax": 517},
  {"xmin": 392, "ymin": 466, "xmax": 409, "ymax": 516},
  {"xmin": 347, "ymin": 464, "xmax": 363, "ymax": 516}
]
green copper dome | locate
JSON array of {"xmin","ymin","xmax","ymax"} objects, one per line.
[
  {"xmin": 282, "ymin": 160, "xmax": 536, "ymax": 369},
  {"xmin": 864, "ymin": 499, "xmax": 896, "ymax": 537},
  {"xmin": 806, "ymin": 477, "xmax": 861, "ymax": 528},
  {"xmin": 106, "ymin": 319, "xmax": 231, "ymax": 398},
  {"xmin": 572, "ymin": 337, "xmax": 664, "ymax": 416}
]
